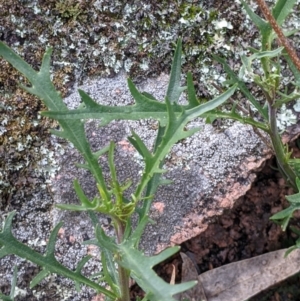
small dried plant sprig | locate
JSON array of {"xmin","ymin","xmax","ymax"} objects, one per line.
[
  {"xmin": 255, "ymin": 0, "xmax": 300, "ymax": 72},
  {"xmin": 204, "ymin": 0, "xmax": 300, "ymax": 237}
]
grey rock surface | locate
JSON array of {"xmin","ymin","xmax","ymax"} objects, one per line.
[
  {"xmin": 52, "ymin": 71, "xmax": 271, "ymax": 255},
  {"xmin": 1, "ymin": 0, "xmax": 297, "ymax": 299},
  {"xmin": 0, "ymin": 72, "xmax": 271, "ymax": 300}
]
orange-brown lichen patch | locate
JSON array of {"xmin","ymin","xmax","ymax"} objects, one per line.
[
  {"xmin": 152, "ymin": 201, "xmax": 165, "ymax": 214},
  {"xmin": 118, "ymin": 140, "xmax": 136, "ymax": 152}
]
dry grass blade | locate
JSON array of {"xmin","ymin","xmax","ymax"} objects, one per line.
[{"xmin": 199, "ymin": 248, "xmax": 300, "ymax": 301}]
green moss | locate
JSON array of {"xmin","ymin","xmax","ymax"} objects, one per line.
[
  {"xmin": 179, "ymin": 3, "xmax": 205, "ymax": 20},
  {"xmin": 55, "ymin": 0, "xmax": 83, "ymax": 21}
]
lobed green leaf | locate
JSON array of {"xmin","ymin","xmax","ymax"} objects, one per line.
[
  {"xmin": 0, "ymin": 41, "xmax": 110, "ymax": 201},
  {"xmin": 166, "ymin": 38, "xmax": 187, "ymax": 103},
  {"xmin": 43, "ymin": 82, "xmax": 172, "ymax": 125},
  {"xmin": 118, "ymin": 243, "xmax": 196, "ymax": 301},
  {"xmin": 0, "ymin": 266, "xmax": 17, "ymax": 301},
  {"xmin": 241, "ymin": 0, "xmax": 269, "ymax": 31},
  {"xmin": 270, "ymin": 203, "xmax": 300, "ymax": 231},
  {"xmin": 272, "ymin": 0, "xmax": 297, "ymax": 26},
  {"xmin": 0, "ymin": 212, "xmax": 116, "ymax": 298},
  {"xmin": 213, "ymin": 54, "xmax": 268, "ymax": 120}
]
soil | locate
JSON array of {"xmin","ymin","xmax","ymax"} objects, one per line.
[{"xmin": 130, "ymin": 140, "xmax": 300, "ymax": 301}]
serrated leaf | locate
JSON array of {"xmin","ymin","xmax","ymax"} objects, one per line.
[
  {"xmin": 95, "ymin": 225, "xmax": 118, "ymax": 253},
  {"xmin": 78, "ymin": 89, "xmax": 100, "ymax": 109},
  {"xmin": 101, "ymin": 250, "xmax": 120, "ymax": 296},
  {"xmin": 128, "ymin": 131, "xmax": 152, "ymax": 159},
  {"xmin": 44, "ymin": 79, "xmax": 170, "ymax": 125},
  {"xmin": 41, "ymin": 39, "xmax": 188, "ymax": 124},
  {"xmin": 45, "ymin": 222, "xmax": 63, "ymax": 257},
  {"xmin": 202, "ymin": 109, "xmax": 268, "ymax": 131},
  {"xmin": 186, "ymin": 84, "xmax": 237, "ymax": 120},
  {"xmin": 73, "ymin": 180, "xmax": 95, "ymax": 208},
  {"xmin": 241, "ymin": 0, "xmax": 269, "ymax": 31},
  {"xmin": 285, "ymin": 190, "xmax": 300, "ymax": 203},
  {"xmin": 0, "ymin": 266, "xmax": 18, "ymax": 301},
  {"xmin": 186, "ymin": 72, "xmax": 200, "ymax": 108},
  {"xmin": 272, "ymin": 0, "xmax": 297, "ymax": 26},
  {"xmin": 213, "ymin": 54, "xmax": 268, "ymax": 120},
  {"xmin": 142, "ymin": 91, "xmax": 158, "ymax": 101},
  {"xmin": 252, "ymin": 47, "xmax": 284, "ymax": 60},
  {"xmin": 74, "ymin": 256, "xmax": 94, "ymax": 292},
  {"xmin": 76, "ymin": 255, "xmax": 93, "ymax": 273},
  {"xmin": 241, "ymin": 0, "xmax": 272, "ymax": 52},
  {"xmin": 131, "ymin": 80, "xmax": 233, "ymax": 234},
  {"xmin": 0, "ymin": 212, "xmax": 116, "ymax": 298},
  {"xmin": 166, "ymin": 38, "xmax": 187, "ymax": 103},
  {"xmin": 118, "ymin": 243, "xmax": 196, "ymax": 301},
  {"xmin": 133, "ymin": 84, "xmax": 237, "ymax": 204},
  {"xmin": 0, "ymin": 41, "xmax": 110, "ymax": 202},
  {"xmin": 270, "ymin": 203, "xmax": 300, "ymax": 230},
  {"xmin": 30, "ymin": 269, "xmax": 49, "ymax": 288},
  {"xmin": 270, "ymin": 205, "xmax": 297, "ymax": 220}
]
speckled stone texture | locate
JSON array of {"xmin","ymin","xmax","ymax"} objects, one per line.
[
  {"xmin": 0, "ymin": 71, "xmax": 272, "ymax": 301},
  {"xmin": 52, "ymin": 71, "xmax": 272, "ymax": 257},
  {"xmin": 1, "ymin": 0, "xmax": 299, "ymax": 299}
]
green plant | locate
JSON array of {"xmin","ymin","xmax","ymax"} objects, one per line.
[
  {"xmin": 0, "ymin": 38, "xmax": 235, "ymax": 300},
  {"xmin": 203, "ymin": 0, "xmax": 300, "ymax": 246},
  {"xmin": 46, "ymin": 0, "xmax": 300, "ymax": 253},
  {"xmin": 1, "ymin": 0, "xmax": 300, "ymax": 299},
  {"xmin": 0, "ymin": 266, "xmax": 17, "ymax": 301}
]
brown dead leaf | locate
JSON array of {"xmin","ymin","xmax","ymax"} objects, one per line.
[
  {"xmin": 198, "ymin": 248, "xmax": 300, "ymax": 301},
  {"xmin": 175, "ymin": 252, "xmax": 207, "ymax": 301},
  {"xmin": 282, "ymin": 123, "xmax": 300, "ymax": 144}
]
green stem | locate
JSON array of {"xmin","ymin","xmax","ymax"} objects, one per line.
[
  {"xmin": 114, "ymin": 219, "xmax": 130, "ymax": 301},
  {"xmin": 268, "ymin": 102, "xmax": 297, "ymax": 190}
]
